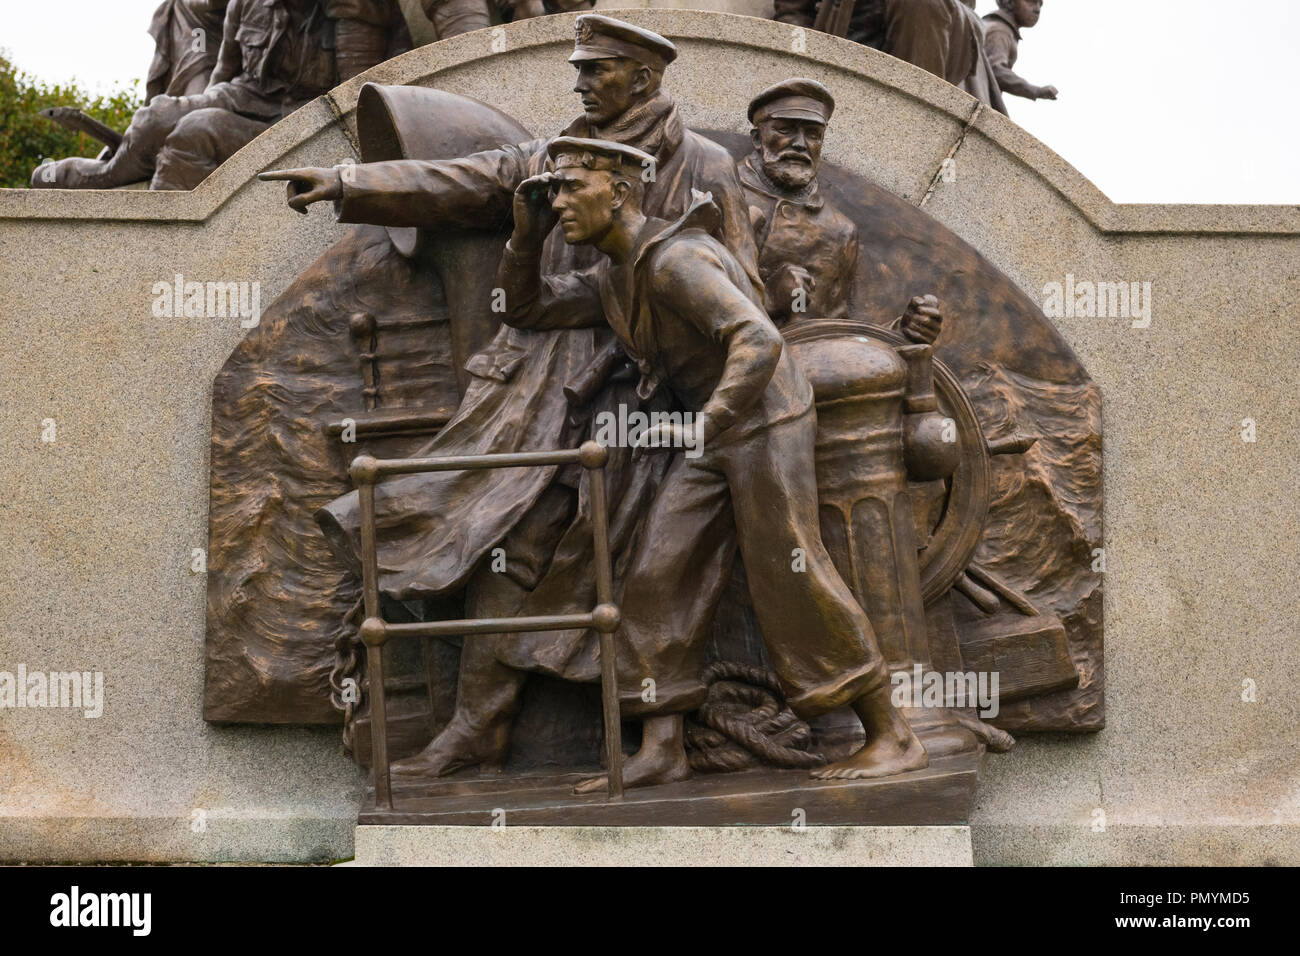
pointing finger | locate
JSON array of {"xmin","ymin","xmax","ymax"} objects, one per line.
[{"xmin": 259, "ymin": 168, "xmax": 313, "ymax": 182}]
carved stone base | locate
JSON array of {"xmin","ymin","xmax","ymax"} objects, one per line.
[
  {"xmin": 358, "ymin": 750, "xmax": 984, "ymax": 827},
  {"xmin": 351, "ymin": 823, "xmax": 974, "ymax": 866}
]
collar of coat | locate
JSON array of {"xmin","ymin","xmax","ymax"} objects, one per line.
[
  {"xmin": 607, "ymin": 190, "xmax": 723, "ymax": 392},
  {"xmin": 739, "ymin": 153, "xmax": 824, "ymax": 211},
  {"xmin": 983, "ymin": 7, "xmax": 1022, "ymax": 40},
  {"xmin": 630, "ymin": 189, "xmax": 723, "ymax": 275},
  {"xmin": 563, "ymin": 90, "xmax": 686, "ymax": 168}
]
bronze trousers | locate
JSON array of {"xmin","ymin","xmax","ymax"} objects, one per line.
[{"xmin": 615, "ymin": 405, "xmax": 889, "ymax": 719}]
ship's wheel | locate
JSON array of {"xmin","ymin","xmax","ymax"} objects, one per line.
[{"xmin": 782, "ymin": 318, "xmax": 995, "ymax": 605}]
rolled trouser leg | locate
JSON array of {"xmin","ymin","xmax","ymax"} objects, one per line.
[{"xmin": 152, "ymin": 108, "xmax": 270, "ymax": 190}]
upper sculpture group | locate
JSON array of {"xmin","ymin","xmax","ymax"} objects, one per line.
[{"xmin": 31, "ymin": 0, "xmax": 1055, "ymax": 191}]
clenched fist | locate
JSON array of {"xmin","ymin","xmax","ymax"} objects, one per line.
[{"xmin": 900, "ymin": 294, "xmax": 942, "ymax": 345}]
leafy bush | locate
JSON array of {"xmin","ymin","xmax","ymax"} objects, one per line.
[{"xmin": 0, "ymin": 51, "xmax": 142, "ymax": 188}]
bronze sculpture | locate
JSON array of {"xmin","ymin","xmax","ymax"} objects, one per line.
[
  {"xmin": 32, "ymin": 0, "xmax": 411, "ymax": 190},
  {"xmin": 735, "ymin": 79, "xmax": 998, "ymax": 759},
  {"xmin": 36, "ymin": 1, "xmax": 231, "ymax": 160},
  {"xmin": 419, "ymin": 0, "xmax": 595, "ymax": 41},
  {"xmin": 983, "ymin": 0, "xmax": 1058, "ymax": 103},
  {"xmin": 494, "ymin": 137, "xmax": 929, "ymax": 787},
  {"xmin": 205, "ymin": 15, "xmax": 1102, "ymax": 824},
  {"xmin": 777, "ymin": 0, "xmax": 1007, "ymax": 114},
  {"xmin": 148, "ymin": 1, "xmax": 231, "ymax": 101},
  {"xmin": 262, "ymin": 16, "xmax": 764, "ymax": 781},
  {"xmin": 741, "ymin": 78, "xmax": 858, "ymax": 325},
  {"xmin": 418, "ymin": 0, "xmax": 595, "ymax": 41},
  {"xmin": 420, "ymin": 0, "xmax": 491, "ymax": 38},
  {"xmin": 739, "ymin": 77, "xmax": 941, "ymax": 343}
]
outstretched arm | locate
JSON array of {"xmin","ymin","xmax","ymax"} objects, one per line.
[{"xmin": 259, "ymin": 139, "xmax": 542, "ymax": 226}]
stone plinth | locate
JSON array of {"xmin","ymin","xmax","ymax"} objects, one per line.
[{"xmin": 353, "ymin": 825, "xmax": 975, "ymax": 866}]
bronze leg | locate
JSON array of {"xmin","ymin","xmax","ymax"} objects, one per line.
[
  {"xmin": 718, "ymin": 412, "xmax": 890, "ymax": 719},
  {"xmin": 611, "ymin": 450, "xmax": 736, "ymax": 718}
]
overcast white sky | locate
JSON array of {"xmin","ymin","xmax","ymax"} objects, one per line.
[{"xmin": 2, "ymin": 0, "xmax": 1297, "ymax": 204}]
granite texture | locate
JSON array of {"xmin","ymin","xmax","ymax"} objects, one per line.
[
  {"xmin": 354, "ymin": 825, "xmax": 974, "ymax": 866},
  {"xmin": 0, "ymin": 11, "xmax": 1296, "ymax": 864}
]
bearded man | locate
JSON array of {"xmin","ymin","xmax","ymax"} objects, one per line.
[{"xmin": 740, "ymin": 77, "xmax": 943, "ymax": 342}]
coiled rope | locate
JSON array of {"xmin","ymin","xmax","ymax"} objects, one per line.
[{"xmin": 686, "ymin": 661, "xmax": 827, "ymax": 772}]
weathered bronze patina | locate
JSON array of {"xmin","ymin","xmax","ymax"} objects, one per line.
[
  {"xmin": 205, "ymin": 15, "xmax": 1102, "ymax": 824},
  {"xmin": 32, "ymin": 0, "xmax": 411, "ymax": 190},
  {"xmin": 492, "ymin": 136, "xmax": 930, "ymax": 789},
  {"xmin": 261, "ymin": 16, "xmax": 762, "ymax": 787},
  {"xmin": 777, "ymin": 0, "xmax": 1007, "ymax": 114}
]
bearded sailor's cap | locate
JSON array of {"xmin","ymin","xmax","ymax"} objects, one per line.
[
  {"xmin": 569, "ymin": 15, "xmax": 678, "ymax": 71},
  {"xmin": 547, "ymin": 137, "xmax": 656, "ymax": 175},
  {"xmin": 748, "ymin": 77, "xmax": 835, "ymax": 125}
]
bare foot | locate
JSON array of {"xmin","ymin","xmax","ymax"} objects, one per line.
[
  {"xmin": 810, "ymin": 734, "xmax": 928, "ymax": 780},
  {"xmin": 574, "ymin": 714, "xmax": 691, "ymax": 794},
  {"xmin": 573, "ymin": 744, "xmax": 691, "ymax": 794},
  {"xmin": 390, "ymin": 714, "xmax": 507, "ymax": 777}
]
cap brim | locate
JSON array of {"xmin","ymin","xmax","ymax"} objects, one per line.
[
  {"xmin": 569, "ymin": 47, "xmax": 625, "ymax": 63},
  {"xmin": 761, "ymin": 107, "xmax": 828, "ymax": 123}
]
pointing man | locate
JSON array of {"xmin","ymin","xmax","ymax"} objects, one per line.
[{"xmin": 262, "ymin": 16, "xmax": 762, "ymax": 780}]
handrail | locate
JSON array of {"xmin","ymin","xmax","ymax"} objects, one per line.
[{"xmin": 349, "ymin": 440, "xmax": 624, "ymax": 809}]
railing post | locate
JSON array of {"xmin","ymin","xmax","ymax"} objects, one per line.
[
  {"xmin": 581, "ymin": 441, "xmax": 624, "ymax": 800},
  {"xmin": 351, "ymin": 455, "xmax": 392, "ymax": 810}
]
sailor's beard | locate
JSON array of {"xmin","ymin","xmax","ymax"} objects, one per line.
[{"xmin": 763, "ymin": 155, "xmax": 815, "ymax": 191}]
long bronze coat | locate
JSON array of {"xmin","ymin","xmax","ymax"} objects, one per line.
[{"xmin": 317, "ymin": 93, "xmax": 762, "ymax": 601}]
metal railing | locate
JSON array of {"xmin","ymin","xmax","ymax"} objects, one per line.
[{"xmin": 349, "ymin": 440, "xmax": 624, "ymax": 809}]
